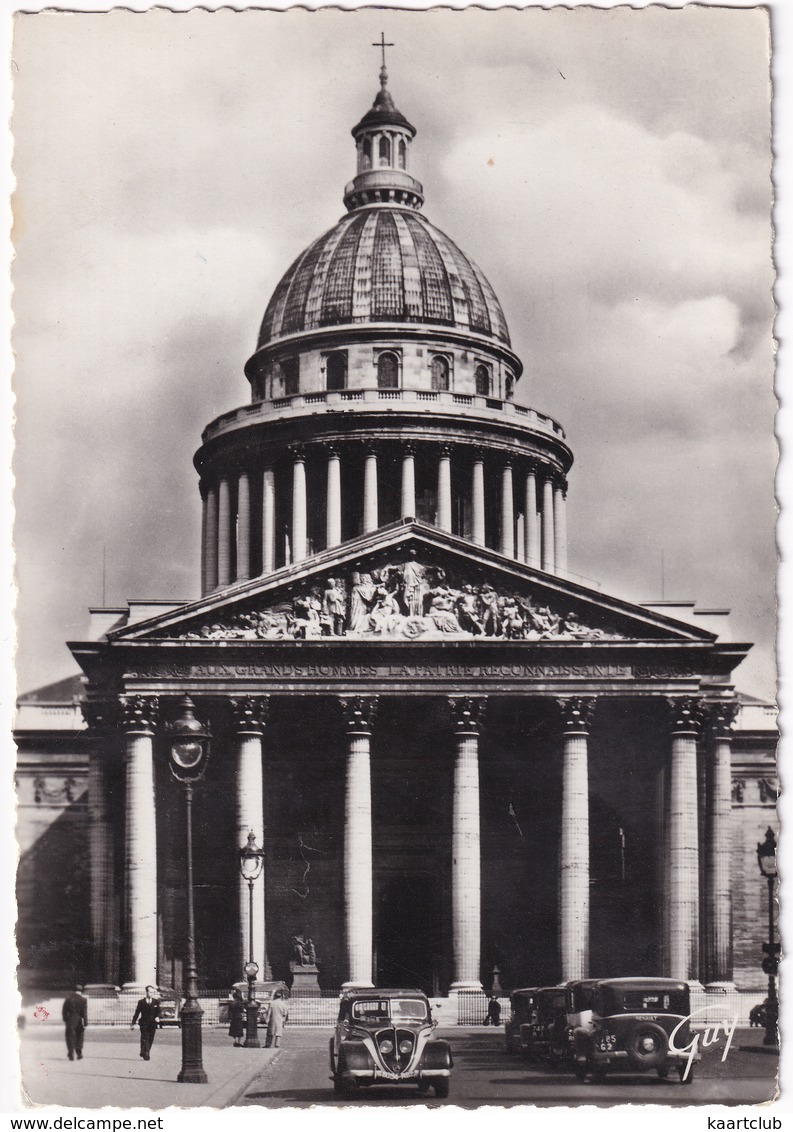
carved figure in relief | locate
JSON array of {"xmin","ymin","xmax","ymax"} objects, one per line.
[
  {"xmin": 323, "ymin": 578, "xmax": 347, "ymax": 636},
  {"xmin": 370, "ymin": 585, "xmax": 402, "ymax": 634},
  {"xmin": 427, "ymin": 587, "xmax": 463, "ymax": 633},
  {"xmin": 456, "ymin": 585, "xmax": 484, "ymax": 635},
  {"xmin": 479, "ymin": 584, "xmax": 500, "ymax": 636},
  {"xmin": 500, "ymin": 597, "xmax": 524, "ymax": 639},
  {"xmin": 350, "ymin": 573, "xmax": 377, "ymax": 632},
  {"xmin": 402, "ymin": 552, "xmax": 427, "ymax": 617}
]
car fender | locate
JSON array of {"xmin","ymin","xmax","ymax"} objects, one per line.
[
  {"xmin": 419, "ymin": 1039, "xmax": 453, "ymax": 1071},
  {"xmin": 572, "ymin": 1027, "xmax": 592, "ymax": 1057},
  {"xmin": 338, "ymin": 1040, "xmax": 376, "ymax": 1072}
]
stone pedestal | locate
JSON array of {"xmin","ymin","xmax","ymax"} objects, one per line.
[{"xmin": 290, "ymin": 964, "xmax": 320, "ymax": 994}]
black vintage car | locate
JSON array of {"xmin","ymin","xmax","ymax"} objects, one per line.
[
  {"xmin": 330, "ymin": 988, "xmax": 453, "ymax": 1099},
  {"xmin": 547, "ymin": 979, "xmax": 600, "ymax": 1067},
  {"xmin": 572, "ymin": 977, "xmax": 699, "ymax": 1084},
  {"xmin": 504, "ymin": 988, "xmax": 539, "ymax": 1055},
  {"xmin": 523, "ymin": 986, "xmax": 567, "ymax": 1063}
]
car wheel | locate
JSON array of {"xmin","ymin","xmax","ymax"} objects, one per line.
[
  {"xmin": 574, "ymin": 1062, "xmax": 588, "ymax": 1082},
  {"xmin": 657, "ymin": 1066, "xmax": 670, "ymax": 1080},
  {"xmin": 417, "ymin": 1082, "xmax": 431, "ymax": 1095},
  {"xmin": 625, "ymin": 1022, "xmax": 668, "ymax": 1071},
  {"xmin": 678, "ymin": 1065, "xmax": 694, "ymax": 1085},
  {"xmin": 433, "ymin": 1079, "xmax": 450, "ymax": 1099}
]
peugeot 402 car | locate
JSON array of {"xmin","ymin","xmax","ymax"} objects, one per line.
[{"xmin": 330, "ymin": 988, "xmax": 453, "ymax": 1099}]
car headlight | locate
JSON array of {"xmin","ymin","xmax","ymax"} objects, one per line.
[
  {"xmin": 399, "ymin": 1040, "xmax": 412, "ymax": 1054},
  {"xmin": 379, "ymin": 1040, "xmax": 394, "ymax": 1054}
]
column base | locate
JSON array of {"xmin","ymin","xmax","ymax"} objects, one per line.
[
  {"xmin": 341, "ymin": 979, "xmax": 374, "ymax": 990},
  {"xmin": 449, "ymin": 980, "xmax": 484, "ymax": 992},
  {"xmin": 704, "ymin": 981, "xmax": 738, "ymax": 994}
]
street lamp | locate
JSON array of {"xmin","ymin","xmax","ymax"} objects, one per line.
[
  {"xmin": 756, "ymin": 827, "xmax": 779, "ymax": 1049},
  {"xmin": 239, "ymin": 830, "xmax": 265, "ymax": 1048},
  {"xmin": 168, "ymin": 697, "xmax": 210, "ymax": 1084}
]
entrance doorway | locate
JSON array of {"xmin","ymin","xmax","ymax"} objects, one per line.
[{"xmin": 376, "ymin": 874, "xmax": 439, "ymax": 994}]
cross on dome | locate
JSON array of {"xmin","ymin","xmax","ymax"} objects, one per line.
[{"xmin": 372, "ymin": 32, "xmax": 394, "ymax": 88}]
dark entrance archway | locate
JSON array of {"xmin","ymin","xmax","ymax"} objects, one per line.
[{"xmin": 376, "ymin": 874, "xmax": 439, "ymax": 994}]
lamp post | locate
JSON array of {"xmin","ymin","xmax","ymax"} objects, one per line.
[
  {"xmin": 239, "ymin": 830, "xmax": 265, "ymax": 1048},
  {"xmin": 756, "ymin": 827, "xmax": 779, "ymax": 1049},
  {"xmin": 167, "ymin": 697, "xmax": 210, "ymax": 1084}
]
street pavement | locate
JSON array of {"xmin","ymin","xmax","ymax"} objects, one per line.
[
  {"xmin": 17, "ymin": 1024, "xmax": 279, "ymax": 1110},
  {"xmin": 236, "ymin": 1027, "xmax": 780, "ymax": 1108}
]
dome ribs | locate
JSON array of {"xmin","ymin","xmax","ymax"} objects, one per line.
[
  {"xmin": 320, "ymin": 210, "xmax": 370, "ymax": 326},
  {"xmin": 472, "ymin": 261, "xmax": 510, "ymax": 345},
  {"xmin": 402, "ymin": 213, "xmax": 454, "ymax": 326},
  {"xmin": 303, "ymin": 218, "xmax": 355, "ymax": 331},
  {"xmin": 430, "ymin": 230, "xmax": 474, "ymax": 333},
  {"xmin": 281, "ymin": 228, "xmax": 334, "ymax": 337},
  {"xmin": 371, "ymin": 211, "xmax": 405, "ymax": 320},
  {"xmin": 351, "ymin": 212, "xmax": 380, "ymax": 322},
  {"xmin": 392, "ymin": 212, "xmax": 423, "ymax": 321},
  {"xmin": 258, "ymin": 250, "xmax": 303, "ymax": 344}
]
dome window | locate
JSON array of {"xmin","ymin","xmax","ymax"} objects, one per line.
[
  {"xmin": 475, "ymin": 364, "xmax": 491, "ymax": 397},
  {"xmin": 376, "ymin": 351, "xmax": 400, "ymax": 389},
  {"xmin": 362, "ymin": 137, "xmax": 373, "ymax": 170},
  {"xmin": 505, "ymin": 374, "xmax": 515, "ymax": 400},
  {"xmin": 398, "ymin": 138, "xmax": 407, "ymax": 169},
  {"xmin": 281, "ymin": 357, "xmax": 299, "ymax": 397},
  {"xmin": 378, "ymin": 135, "xmax": 391, "ymax": 167},
  {"xmin": 430, "ymin": 354, "xmax": 451, "ymax": 392},
  {"xmin": 326, "ymin": 352, "xmax": 347, "ymax": 391}
]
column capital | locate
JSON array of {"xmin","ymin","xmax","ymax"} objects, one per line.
[
  {"xmin": 471, "ymin": 447, "xmax": 486, "ymax": 464},
  {"xmin": 339, "ymin": 696, "xmax": 379, "ymax": 734},
  {"xmin": 438, "ymin": 443, "xmax": 453, "ymax": 459},
  {"xmin": 361, "ymin": 439, "xmax": 379, "ymax": 456},
  {"xmin": 82, "ymin": 697, "xmax": 120, "ymax": 732},
  {"xmin": 704, "ymin": 700, "xmax": 739, "ymax": 741},
  {"xmin": 119, "ymin": 696, "xmax": 159, "ymax": 735},
  {"xmin": 326, "ymin": 444, "xmax": 341, "ymax": 460},
  {"xmin": 666, "ymin": 696, "xmax": 705, "ymax": 735},
  {"xmin": 289, "ymin": 444, "xmax": 306, "ymax": 462},
  {"xmin": 230, "ymin": 695, "xmax": 270, "ymax": 734},
  {"xmin": 557, "ymin": 696, "xmax": 596, "ymax": 734},
  {"xmin": 448, "ymin": 696, "xmax": 487, "ymax": 735},
  {"xmin": 402, "ymin": 441, "xmax": 416, "ymax": 458}
]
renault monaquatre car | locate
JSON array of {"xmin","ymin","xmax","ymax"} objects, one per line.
[
  {"xmin": 572, "ymin": 978, "xmax": 699, "ymax": 1084},
  {"xmin": 504, "ymin": 988, "xmax": 538, "ymax": 1055},
  {"xmin": 330, "ymin": 989, "xmax": 453, "ymax": 1099}
]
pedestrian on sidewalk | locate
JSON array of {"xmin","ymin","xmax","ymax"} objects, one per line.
[
  {"xmin": 265, "ymin": 990, "xmax": 289, "ymax": 1048},
  {"xmin": 228, "ymin": 988, "xmax": 246, "ymax": 1047},
  {"xmin": 130, "ymin": 986, "xmax": 161, "ymax": 1060},
  {"xmin": 483, "ymin": 996, "xmax": 502, "ymax": 1026},
  {"xmin": 62, "ymin": 986, "xmax": 88, "ymax": 1061}
]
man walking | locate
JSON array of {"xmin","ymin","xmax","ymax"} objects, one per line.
[
  {"xmin": 130, "ymin": 986, "xmax": 161, "ymax": 1060},
  {"xmin": 62, "ymin": 986, "xmax": 87, "ymax": 1061}
]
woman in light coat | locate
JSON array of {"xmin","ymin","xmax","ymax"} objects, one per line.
[{"xmin": 266, "ymin": 991, "xmax": 289, "ymax": 1048}]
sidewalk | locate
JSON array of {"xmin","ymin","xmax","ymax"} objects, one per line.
[{"xmin": 17, "ymin": 1024, "xmax": 282, "ymax": 1111}]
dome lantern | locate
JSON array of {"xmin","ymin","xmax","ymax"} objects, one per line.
[{"xmin": 343, "ymin": 35, "xmax": 424, "ymax": 212}]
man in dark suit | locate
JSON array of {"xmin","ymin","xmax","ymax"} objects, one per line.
[
  {"xmin": 62, "ymin": 986, "xmax": 88, "ymax": 1061},
  {"xmin": 130, "ymin": 986, "xmax": 161, "ymax": 1060}
]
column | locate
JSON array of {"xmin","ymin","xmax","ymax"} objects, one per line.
[
  {"xmin": 524, "ymin": 467, "xmax": 541, "ymax": 569},
  {"xmin": 541, "ymin": 475, "xmax": 555, "ymax": 573},
  {"xmin": 471, "ymin": 454, "xmax": 486, "ymax": 546},
  {"xmin": 205, "ymin": 482, "xmax": 219, "ymax": 594},
  {"xmin": 363, "ymin": 446, "xmax": 379, "ymax": 533},
  {"xmin": 261, "ymin": 465, "xmax": 275, "ymax": 575},
  {"xmin": 449, "ymin": 697, "xmax": 486, "ymax": 990},
  {"xmin": 401, "ymin": 444, "xmax": 416, "ymax": 519},
  {"xmin": 437, "ymin": 446, "xmax": 452, "ymax": 533},
  {"xmin": 291, "ymin": 448, "xmax": 307, "ymax": 563},
  {"xmin": 326, "ymin": 447, "xmax": 342, "ymax": 548},
  {"xmin": 120, "ymin": 696, "xmax": 159, "ymax": 989},
  {"xmin": 217, "ymin": 476, "xmax": 232, "ymax": 588},
  {"xmin": 666, "ymin": 698, "xmax": 702, "ymax": 982},
  {"xmin": 554, "ymin": 481, "xmax": 568, "ymax": 576},
  {"xmin": 236, "ymin": 471, "xmax": 251, "ymax": 582},
  {"xmin": 558, "ymin": 697, "xmax": 595, "ymax": 981},
  {"xmin": 231, "ymin": 696, "xmax": 270, "ymax": 978},
  {"xmin": 339, "ymin": 697, "xmax": 378, "ymax": 987},
  {"xmin": 200, "ymin": 491, "xmax": 208, "ymax": 597},
  {"xmin": 83, "ymin": 701, "xmax": 118, "ymax": 982},
  {"xmin": 705, "ymin": 702, "xmax": 738, "ymax": 986},
  {"xmin": 500, "ymin": 461, "xmax": 514, "ymax": 558}
]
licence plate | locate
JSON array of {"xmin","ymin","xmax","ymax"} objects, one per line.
[{"xmin": 378, "ymin": 1072, "xmax": 403, "ymax": 1081}]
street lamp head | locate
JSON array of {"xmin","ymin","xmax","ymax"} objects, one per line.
[
  {"xmin": 239, "ymin": 830, "xmax": 265, "ymax": 881},
  {"xmin": 244, "ymin": 960, "xmax": 259, "ymax": 980},
  {"xmin": 167, "ymin": 698, "xmax": 210, "ymax": 782},
  {"xmin": 757, "ymin": 827, "xmax": 777, "ymax": 879}
]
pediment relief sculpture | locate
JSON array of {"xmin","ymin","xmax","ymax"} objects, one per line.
[{"xmin": 170, "ymin": 555, "xmax": 625, "ymax": 643}]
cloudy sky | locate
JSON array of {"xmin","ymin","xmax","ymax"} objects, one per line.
[{"xmin": 11, "ymin": 6, "xmax": 776, "ymax": 699}]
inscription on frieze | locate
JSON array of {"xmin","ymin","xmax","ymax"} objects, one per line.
[{"xmin": 127, "ymin": 661, "xmax": 633, "ymax": 680}]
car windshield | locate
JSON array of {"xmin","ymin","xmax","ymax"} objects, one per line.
[{"xmin": 351, "ymin": 998, "xmax": 428, "ymax": 1022}]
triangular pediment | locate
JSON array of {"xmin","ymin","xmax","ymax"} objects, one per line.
[{"xmin": 110, "ymin": 521, "xmax": 715, "ymax": 646}]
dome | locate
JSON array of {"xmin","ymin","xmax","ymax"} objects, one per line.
[{"xmin": 257, "ymin": 207, "xmax": 511, "ymax": 349}]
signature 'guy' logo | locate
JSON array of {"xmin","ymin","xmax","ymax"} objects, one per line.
[{"xmin": 669, "ymin": 1006, "xmax": 739, "ymax": 1081}]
